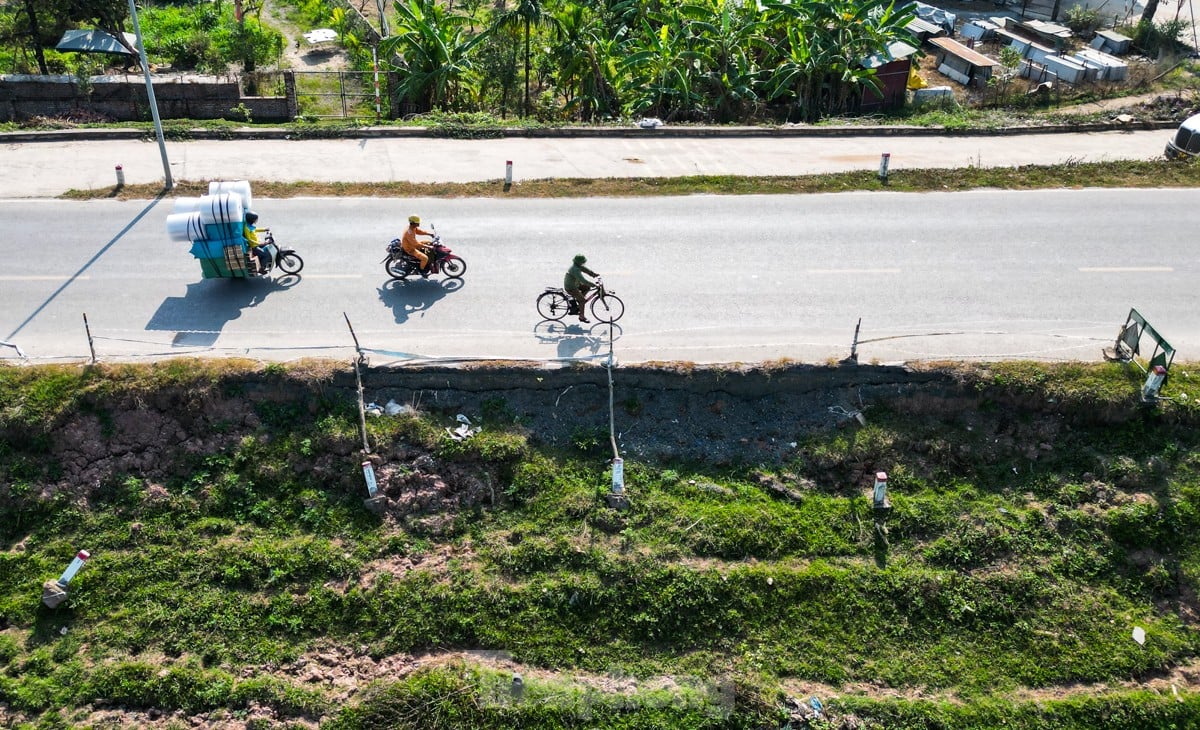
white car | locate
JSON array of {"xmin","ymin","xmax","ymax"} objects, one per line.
[{"xmin": 1165, "ymin": 112, "xmax": 1200, "ymax": 160}]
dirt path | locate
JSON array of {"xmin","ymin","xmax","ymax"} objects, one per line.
[{"xmin": 260, "ymin": 0, "xmax": 350, "ymax": 72}]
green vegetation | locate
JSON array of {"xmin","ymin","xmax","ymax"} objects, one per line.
[
  {"xmin": 0, "ymin": 1, "xmax": 283, "ymax": 76},
  {"xmin": 1, "ymin": 359, "xmax": 1200, "ymax": 728}
]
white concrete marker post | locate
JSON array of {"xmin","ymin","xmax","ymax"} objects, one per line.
[
  {"xmin": 362, "ymin": 460, "xmax": 388, "ymax": 513},
  {"xmin": 115, "ymin": 164, "xmax": 125, "ymax": 187},
  {"xmin": 1142, "ymin": 365, "xmax": 1168, "ymax": 402},
  {"xmin": 43, "ymin": 550, "xmax": 90, "ymax": 608},
  {"xmin": 362, "ymin": 460, "xmax": 379, "ymax": 498},
  {"xmin": 872, "ymin": 472, "xmax": 889, "ymax": 509},
  {"xmin": 58, "ymin": 550, "xmax": 90, "ymax": 586},
  {"xmin": 505, "ymin": 160, "xmax": 513, "ymax": 186},
  {"xmin": 878, "ymin": 153, "xmax": 891, "ymax": 182},
  {"xmin": 606, "ymin": 457, "xmax": 629, "ymax": 510}
]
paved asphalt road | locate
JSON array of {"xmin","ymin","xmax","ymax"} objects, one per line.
[
  {"xmin": 0, "ymin": 128, "xmax": 1175, "ymax": 198},
  {"xmin": 2, "ymin": 191, "xmax": 1196, "ymax": 366}
]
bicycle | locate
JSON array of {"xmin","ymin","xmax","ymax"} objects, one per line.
[{"xmin": 536, "ymin": 278, "xmax": 625, "ymax": 323}]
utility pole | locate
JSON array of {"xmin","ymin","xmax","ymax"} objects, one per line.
[{"xmin": 127, "ymin": 0, "xmax": 173, "ymax": 190}]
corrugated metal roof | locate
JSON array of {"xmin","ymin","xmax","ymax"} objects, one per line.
[
  {"xmin": 861, "ymin": 40, "xmax": 919, "ymax": 69},
  {"xmin": 928, "ymin": 36, "xmax": 999, "ymax": 68},
  {"xmin": 907, "ymin": 18, "xmax": 943, "ymax": 36},
  {"xmin": 55, "ymin": 29, "xmax": 136, "ymax": 56}
]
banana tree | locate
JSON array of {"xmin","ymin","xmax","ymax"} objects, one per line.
[
  {"xmin": 762, "ymin": 0, "xmax": 917, "ymax": 120},
  {"xmin": 551, "ymin": 1, "xmax": 623, "ymax": 120},
  {"xmin": 382, "ymin": 0, "xmax": 488, "ymax": 112},
  {"xmin": 621, "ymin": 17, "xmax": 703, "ymax": 121},
  {"xmin": 680, "ymin": 0, "xmax": 766, "ymax": 122}
]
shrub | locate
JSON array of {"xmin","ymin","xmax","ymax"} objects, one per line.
[{"xmin": 1065, "ymin": 5, "xmax": 1102, "ymax": 36}]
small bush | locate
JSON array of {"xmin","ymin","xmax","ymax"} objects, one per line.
[{"xmin": 1065, "ymin": 5, "xmax": 1102, "ymax": 36}]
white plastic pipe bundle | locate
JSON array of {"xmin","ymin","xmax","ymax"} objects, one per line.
[
  {"xmin": 172, "ymin": 197, "xmax": 202, "ymax": 214},
  {"xmin": 207, "ymin": 180, "xmax": 253, "ymax": 211},
  {"xmin": 165, "ymin": 212, "xmax": 208, "ymax": 242},
  {"xmin": 198, "ymin": 192, "xmax": 245, "ymax": 226}
]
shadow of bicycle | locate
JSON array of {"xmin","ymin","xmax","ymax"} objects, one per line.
[{"xmin": 534, "ymin": 320, "xmax": 623, "ymax": 360}]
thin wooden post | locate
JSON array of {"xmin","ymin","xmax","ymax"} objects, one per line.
[
  {"xmin": 82, "ymin": 313, "xmax": 96, "ymax": 363},
  {"xmin": 344, "ymin": 313, "xmax": 370, "ymax": 454}
]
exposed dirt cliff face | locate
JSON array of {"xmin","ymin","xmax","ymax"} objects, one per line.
[{"xmin": 14, "ymin": 361, "xmax": 1155, "ymax": 510}]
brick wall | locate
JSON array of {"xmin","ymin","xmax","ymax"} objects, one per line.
[{"xmin": 0, "ymin": 73, "xmax": 294, "ymax": 123}]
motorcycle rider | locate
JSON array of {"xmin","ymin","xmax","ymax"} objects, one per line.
[
  {"xmin": 243, "ymin": 211, "xmax": 270, "ymax": 272},
  {"xmin": 564, "ymin": 254, "xmax": 598, "ymax": 323},
  {"xmin": 401, "ymin": 214, "xmax": 434, "ymax": 277}
]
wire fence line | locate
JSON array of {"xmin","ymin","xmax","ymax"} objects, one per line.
[
  {"xmin": 0, "ymin": 310, "xmax": 1132, "ymax": 367},
  {"xmin": 0, "ymin": 312, "xmax": 623, "ymax": 368}
]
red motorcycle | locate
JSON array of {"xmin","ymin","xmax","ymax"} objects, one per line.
[{"xmin": 382, "ymin": 230, "xmax": 466, "ymax": 281}]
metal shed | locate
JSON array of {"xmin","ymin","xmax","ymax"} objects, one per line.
[{"xmin": 928, "ymin": 37, "xmax": 1000, "ymax": 88}]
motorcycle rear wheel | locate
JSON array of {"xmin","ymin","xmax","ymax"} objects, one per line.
[
  {"xmin": 536, "ymin": 291, "xmax": 571, "ymax": 321},
  {"xmin": 277, "ymin": 252, "xmax": 304, "ymax": 274},
  {"xmin": 385, "ymin": 257, "xmax": 411, "ymax": 280},
  {"xmin": 441, "ymin": 258, "xmax": 466, "ymax": 279}
]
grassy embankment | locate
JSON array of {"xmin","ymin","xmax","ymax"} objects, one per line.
[{"xmin": 1, "ymin": 359, "xmax": 1200, "ymax": 729}]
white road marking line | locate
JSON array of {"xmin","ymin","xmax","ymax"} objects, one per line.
[
  {"xmin": 805, "ymin": 268, "xmax": 901, "ymax": 274},
  {"xmin": 1078, "ymin": 266, "xmax": 1173, "ymax": 273},
  {"xmin": 0, "ymin": 275, "xmax": 91, "ymax": 281},
  {"xmin": 296, "ymin": 274, "xmax": 363, "ymax": 279}
]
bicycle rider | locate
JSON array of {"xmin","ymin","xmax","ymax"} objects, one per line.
[{"xmin": 564, "ymin": 254, "xmax": 598, "ymax": 323}]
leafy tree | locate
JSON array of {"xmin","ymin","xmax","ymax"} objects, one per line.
[
  {"xmin": 761, "ymin": 0, "xmax": 917, "ymax": 121},
  {"xmin": 490, "ymin": 0, "xmax": 557, "ymax": 117},
  {"xmin": 680, "ymin": 0, "xmax": 766, "ymax": 122},
  {"xmin": 549, "ymin": 1, "xmax": 622, "ymax": 120},
  {"xmin": 621, "ymin": 12, "xmax": 703, "ymax": 121},
  {"xmin": 20, "ymin": 0, "xmax": 49, "ymax": 74},
  {"xmin": 382, "ymin": 0, "xmax": 488, "ymax": 112},
  {"xmin": 474, "ymin": 23, "xmax": 521, "ymax": 117}
]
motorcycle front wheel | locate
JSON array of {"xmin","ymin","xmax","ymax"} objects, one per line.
[
  {"xmin": 536, "ymin": 291, "xmax": 571, "ymax": 321},
  {"xmin": 441, "ymin": 257, "xmax": 466, "ymax": 279},
  {"xmin": 591, "ymin": 293, "xmax": 625, "ymax": 323},
  {"xmin": 277, "ymin": 252, "xmax": 304, "ymax": 274},
  {"xmin": 385, "ymin": 257, "xmax": 411, "ymax": 280}
]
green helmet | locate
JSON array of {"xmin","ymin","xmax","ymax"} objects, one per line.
[{"xmin": 573, "ymin": 254, "xmax": 587, "ymax": 265}]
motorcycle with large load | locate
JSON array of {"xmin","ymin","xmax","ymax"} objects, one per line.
[{"xmin": 166, "ymin": 180, "xmax": 303, "ymax": 279}]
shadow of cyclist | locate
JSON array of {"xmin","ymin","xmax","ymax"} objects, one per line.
[
  {"xmin": 534, "ymin": 320, "xmax": 623, "ymax": 361},
  {"xmin": 377, "ymin": 277, "xmax": 462, "ymax": 325}
]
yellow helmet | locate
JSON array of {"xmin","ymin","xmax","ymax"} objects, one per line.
[{"xmin": 408, "ymin": 215, "xmax": 421, "ymax": 224}]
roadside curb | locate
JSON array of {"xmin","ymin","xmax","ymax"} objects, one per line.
[{"xmin": 0, "ymin": 120, "xmax": 1180, "ymax": 143}]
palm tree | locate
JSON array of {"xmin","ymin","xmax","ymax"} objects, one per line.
[{"xmin": 490, "ymin": 0, "xmax": 557, "ymax": 117}]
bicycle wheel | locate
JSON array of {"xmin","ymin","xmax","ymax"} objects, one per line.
[
  {"xmin": 441, "ymin": 258, "xmax": 466, "ymax": 279},
  {"xmin": 591, "ymin": 292, "xmax": 625, "ymax": 323},
  {"xmin": 277, "ymin": 252, "xmax": 304, "ymax": 274},
  {"xmin": 537, "ymin": 291, "xmax": 571, "ymax": 321}
]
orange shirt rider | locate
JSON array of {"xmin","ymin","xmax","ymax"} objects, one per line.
[{"xmin": 401, "ymin": 215, "xmax": 433, "ymax": 275}]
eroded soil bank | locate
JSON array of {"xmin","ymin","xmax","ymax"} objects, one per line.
[{"xmin": 26, "ymin": 359, "xmax": 1160, "ymax": 504}]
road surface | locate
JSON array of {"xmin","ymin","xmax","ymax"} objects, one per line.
[{"xmin": 1, "ymin": 190, "xmax": 1195, "ymax": 365}]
